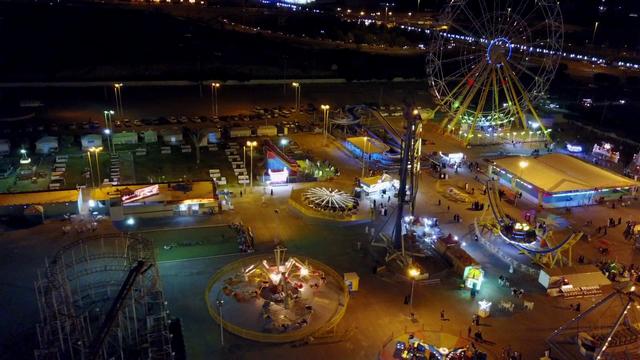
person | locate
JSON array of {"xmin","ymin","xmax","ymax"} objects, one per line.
[
  {"xmin": 270, "ymin": 189, "xmax": 274, "ymax": 196},
  {"xmin": 575, "ymin": 303, "xmax": 581, "ymax": 312},
  {"xmin": 440, "ymin": 309, "xmax": 445, "ymax": 320},
  {"xmin": 438, "ymin": 199, "xmax": 441, "ymax": 206},
  {"xmin": 467, "ymin": 326, "xmax": 472, "ymax": 337},
  {"xmin": 240, "ymin": 190, "xmax": 243, "ymax": 197}
]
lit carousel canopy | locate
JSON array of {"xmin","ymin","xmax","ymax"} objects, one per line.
[{"xmin": 302, "ymin": 187, "xmax": 357, "ymax": 212}]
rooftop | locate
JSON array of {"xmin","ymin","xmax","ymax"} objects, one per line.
[
  {"xmin": 346, "ymin": 136, "xmax": 390, "ymax": 154},
  {"xmin": 493, "ymin": 154, "xmax": 637, "ymax": 193}
]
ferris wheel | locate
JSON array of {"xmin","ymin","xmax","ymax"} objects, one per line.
[{"xmin": 426, "ymin": 0, "xmax": 563, "ymax": 143}]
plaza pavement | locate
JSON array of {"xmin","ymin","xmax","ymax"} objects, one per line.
[{"xmin": 1, "ymin": 128, "xmax": 639, "ymax": 360}]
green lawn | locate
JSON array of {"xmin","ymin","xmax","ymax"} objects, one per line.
[{"xmin": 140, "ymin": 226, "xmax": 240, "ymax": 262}]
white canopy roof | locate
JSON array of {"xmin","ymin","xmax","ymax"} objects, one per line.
[{"xmin": 493, "ymin": 154, "xmax": 637, "ymax": 193}]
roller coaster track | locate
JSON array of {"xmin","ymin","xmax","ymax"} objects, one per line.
[{"xmin": 484, "ymin": 181, "xmax": 581, "ymax": 263}]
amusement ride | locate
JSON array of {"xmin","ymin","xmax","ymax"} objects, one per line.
[{"xmin": 426, "ymin": 0, "xmax": 563, "ymax": 145}]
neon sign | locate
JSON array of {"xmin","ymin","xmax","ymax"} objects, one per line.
[
  {"xmin": 122, "ymin": 185, "xmax": 160, "ymax": 204},
  {"xmin": 566, "ymin": 144, "xmax": 582, "ymax": 153}
]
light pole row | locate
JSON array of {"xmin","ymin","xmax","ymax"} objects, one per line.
[
  {"xmin": 86, "ymin": 146, "xmax": 103, "ymax": 187},
  {"xmin": 103, "ymin": 110, "xmax": 115, "ymax": 154},
  {"xmin": 291, "ymin": 82, "xmax": 301, "ymax": 112},
  {"xmin": 113, "ymin": 83, "xmax": 124, "ymax": 115},
  {"xmin": 211, "ymin": 82, "xmax": 221, "ymax": 117},
  {"xmin": 321, "ymin": 104, "xmax": 330, "ymax": 145},
  {"xmin": 246, "ymin": 141, "xmax": 257, "ymax": 190}
]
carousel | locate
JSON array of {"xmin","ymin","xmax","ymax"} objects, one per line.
[
  {"xmin": 302, "ymin": 187, "xmax": 359, "ymax": 216},
  {"xmin": 205, "ymin": 246, "xmax": 348, "ymax": 342}
]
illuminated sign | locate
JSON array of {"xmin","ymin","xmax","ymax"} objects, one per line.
[
  {"xmin": 268, "ymin": 169, "xmax": 289, "ymax": 184},
  {"xmin": 122, "ymin": 185, "xmax": 160, "ymax": 204},
  {"xmin": 566, "ymin": 144, "xmax": 582, "ymax": 153}
]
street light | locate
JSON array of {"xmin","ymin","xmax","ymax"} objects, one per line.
[
  {"xmin": 113, "ymin": 83, "xmax": 124, "ymax": 115},
  {"xmin": 408, "ymin": 267, "xmax": 420, "ymax": 318},
  {"xmin": 217, "ymin": 299, "xmax": 225, "ymax": 345},
  {"xmin": 291, "ymin": 82, "xmax": 301, "ymax": 112},
  {"xmin": 280, "ymin": 138, "xmax": 289, "ymax": 151},
  {"xmin": 321, "ymin": 104, "xmax": 330, "ymax": 145},
  {"xmin": 103, "ymin": 110, "xmax": 115, "ymax": 153},
  {"xmin": 19, "ymin": 149, "xmax": 31, "ymax": 165},
  {"xmin": 246, "ymin": 141, "xmax": 257, "ymax": 189},
  {"xmin": 361, "ymin": 136, "xmax": 370, "ymax": 178},
  {"xmin": 211, "ymin": 82, "xmax": 221, "ymax": 116},
  {"xmin": 515, "ymin": 160, "xmax": 529, "ymax": 206},
  {"xmin": 89, "ymin": 146, "xmax": 103, "ymax": 187}
]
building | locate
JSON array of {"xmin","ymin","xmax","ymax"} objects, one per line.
[
  {"xmin": 35, "ymin": 136, "xmax": 59, "ymax": 154},
  {"xmin": 112, "ymin": 131, "xmax": 139, "ymax": 145},
  {"xmin": 80, "ymin": 134, "xmax": 103, "ymax": 151},
  {"xmin": 489, "ymin": 154, "xmax": 638, "ymax": 208},
  {"xmin": 0, "ymin": 139, "xmax": 10, "ymax": 155}
]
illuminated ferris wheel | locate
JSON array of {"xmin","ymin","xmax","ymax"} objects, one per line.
[{"xmin": 426, "ymin": 0, "xmax": 563, "ymax": 144}]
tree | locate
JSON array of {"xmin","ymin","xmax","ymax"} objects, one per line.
[{"xmin": 184, "ymin": 127, "xmax": 207, "ymax": 166}]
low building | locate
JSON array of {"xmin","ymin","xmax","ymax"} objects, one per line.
[
  {"xmin": 229, "ymin": 127, "xmax": 251, "ymax": 138},
  {"xmin": 81, "ymin": 134, "xmax": 103, "ymax": 151},
  {"xmin": 161, "ymin": 130, "xmax": 183, "ymax": 145},
  {"xmin": 109, "ymin": 182, "xmax": 219, "ymax": 221},
  {"xmin": 257, "ymin": 125, "xmax": 277, "ymax": 137},
  {"xmin": 0, "ymin": 139, "xmax": 10, "ymax": 155},
  {"xmin": 489, "ymin": 153, "xmax": 638, "ymax": 208},
  {"xmin": 35, "ymin": 136, "xmax": 59, "ymax": 154},
  {"xmin": 344, "ymin": 136, "xmax": 390, "ymax": 162},
  {"xmin": 142, "ymin": 130, "xmax": 158, "ymax": 143},
  {"xmin": 112, "ymin": 131, "xmax": 139, "ymax": 145}
]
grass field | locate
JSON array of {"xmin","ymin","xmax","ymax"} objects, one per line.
[{"xmin": 141, "ymin": 225, "xmax": 240, "ymax": 262}]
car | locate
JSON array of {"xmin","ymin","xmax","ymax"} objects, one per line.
[
  {"xmin": 191, "ymin": 116, "xmax": 201, "ymax": 123},
  {"xmin": 49, "ymin": 124, "xmax": 59, "ymax": 132},
  {"xmin": 90, "ymin": 121, "xmax": 100, "ymax": 129},
  {"xmin": 133, "ymin": 120, "xmax": 143, "ymax": 126},
  {"xmin": 36, "ymin": 124, "xmax": 45, "ymax": 131},
  {"xmin": 67, "ymin": 123, "xmax": 77, "ymax": 130},
  {"xmin": 81, "ymin": 122, "xmax": 90, "ymax": 129},
  {"xmin": 142, "ymin": 119, "xmax": 153, "ymax": 126},
  {"xmin": 168, "ymin": 116, "xmax": 178, "ymax": 124},
  {"xmin": 114, "ymin": 120, "xmax": 123, "ymax": 128},
  {"xmin": 178, "ymin": 116, "xmax": 188, "ymax": 124}
]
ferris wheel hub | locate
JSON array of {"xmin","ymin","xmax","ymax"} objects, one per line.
[{"xmin": 486, "ymin": 37, "xmax": 513, "ymax": 66}]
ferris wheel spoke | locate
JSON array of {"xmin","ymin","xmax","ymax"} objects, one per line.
[
  {"xmin": 507, "ymin": 58, "xmax": 543, "ymax": 86},
  {"xmin": 460, "ymin": 3, "xmax": 491, "ymax": 39}
]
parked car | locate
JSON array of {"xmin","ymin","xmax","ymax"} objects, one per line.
[{"xmin": 168, "ymin": 116, "xmax": 178, "ymax": 124}]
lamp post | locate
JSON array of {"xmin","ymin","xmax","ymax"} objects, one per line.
[
  {"xmin": 361, "ymin": 136, "xmax": 369, "ymax": 178},
  {"xmin": 516, "ymin": 160, "xmax": 528, "ymax": 206},
  {"xmin": 113, "ymin": 83, "xmax": 124, "ymax": 115},
  {"xmin": 19, "ymin": 149, "xmax": 31, "ymax": 165},
  {"xmin": 211, "ymin": 82, "xmax": 221, "ymax": 116},
  {"xmin": 291, "ymin": 82, "xmax": 301, "ymax": 112},
  {"xmin": 280, "ymin": 138, "xmax": 289, "ymax": 152},
  {"xmin": 103, "ymin": 129, "xmax": 112, "ymax": 155},
  {"xmin": 320, "ymin": 104, "xmax": 330, "ymax": 145},
  {"xmin": 246, "ymin": 141, "xmax": 257, "ymax": 189},
  {"xmin": 86, "ymin": 149, "xmax": 95, "ymax": 188},
  {"xmin": 90, "ymin": 147, "xmax": 103, "ymax": 187},
  {"xmin": 103, "ymin": 110, "xmax": 115, "ymax": 153},
  {"xmin": 408, "ymin": 267, "xmax": 420, "ymax": 317},
  {"xmin": 217, "ymin": 299, "xmax": 225, "ymax": 345}
]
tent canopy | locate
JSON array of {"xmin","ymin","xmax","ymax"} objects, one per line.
[{"xmin": 493, "ymin": 154, "xmax": 638, "ymax": 193}]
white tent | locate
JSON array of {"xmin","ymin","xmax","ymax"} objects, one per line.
[
  {"xmin": 112, "ymin": 132, "xmax": 139, "ymax": 145},
  {"xmin": 81, "ymin": 134, "xmax": 103, "ymax": 151},
  {"xmin": 35, "ymin": 136, "xmax": 59, "ymax": 154},
  {"xmin": 142, "ymin": 130, "xmax": 158, "ymax": 143},
  {"xmin": 0, "ymin": 139, "xmax": 9, "ymax": 155},
  {"xmin": 161, "ymin": 130, "xmax": 183, "ymax": 145}
]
